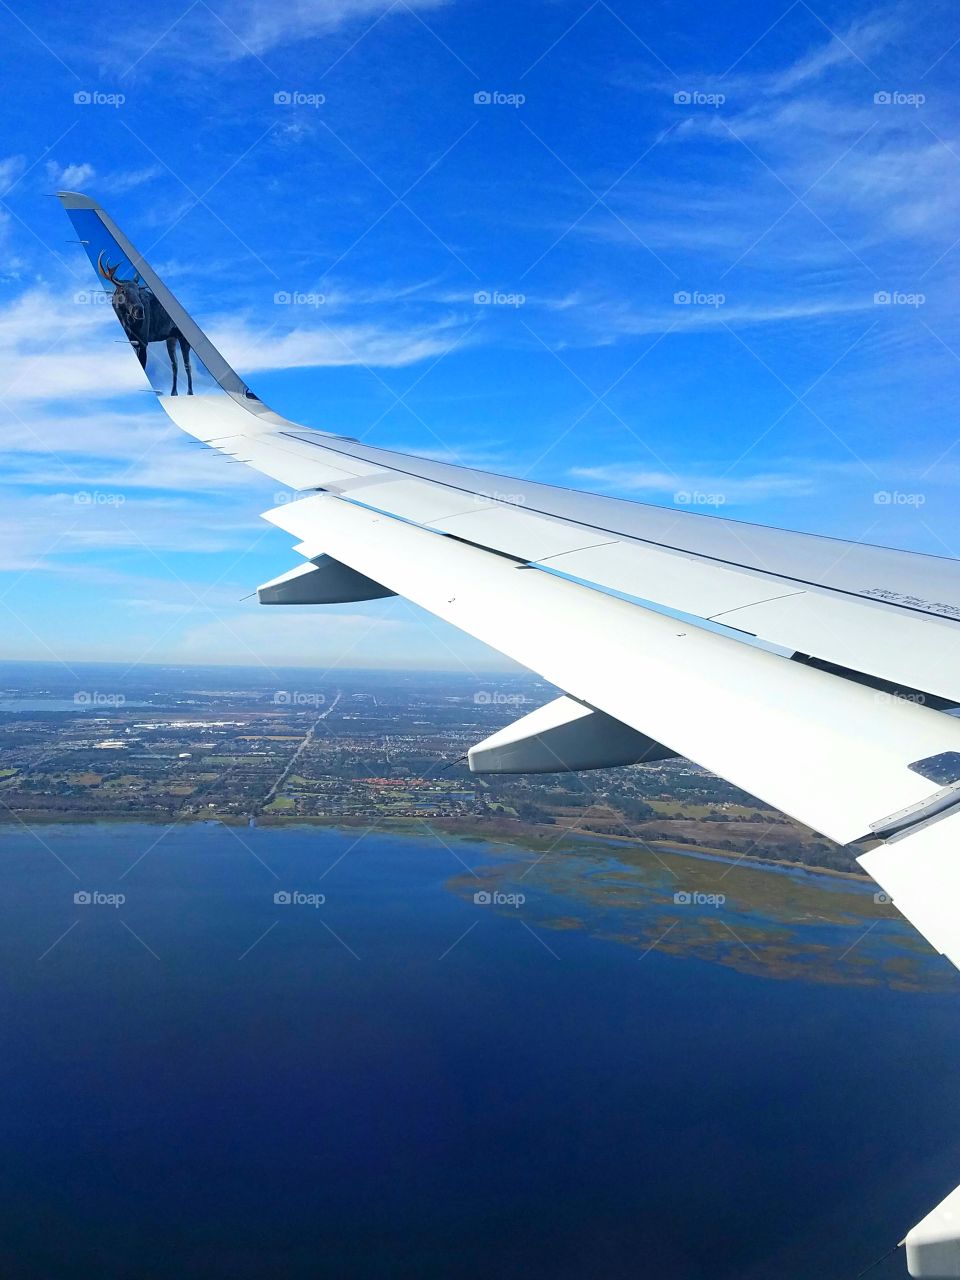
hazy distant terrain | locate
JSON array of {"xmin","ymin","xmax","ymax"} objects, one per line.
[{"xmin": 0, "ymin": 661, "xmax": 863, "ymax": 874}]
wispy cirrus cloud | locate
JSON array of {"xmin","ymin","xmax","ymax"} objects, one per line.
[
  {"xmin": 0, "ymin": 489, "xmax": 268, "ymax": 573},
  {"xmin": 209, "ymin": 312, "xmax": 470, "ymax": 372},
  {"xmin": 587, "ymin": 10, "xmax": 960, "ymax": 280},
  {"xmin": 43, "ymin": 161, "xmax": 164, "ymax": 196},
  {"xmin": 569, "ymin": 464, "xmax": 820, "ymax": 504},
  {"xmin": 0, "ymin": 154, "xmax": 27, "ymax": 196},
  {"xmin": 738, "ymin": 11, "xmax": 898, "ymax": 94},
  {"xmin": 221, "ymin": 0, "xmax": 448, "ymax": 56},
  {"xmin": 571, "ymin": 457, "xmax": 960, "ymax": 509},
  {"xmin": 112, "ymin": 0, "xmax": 449, "ymax": 66},
  {"xmin": 542, "ymin": 289, "xmax": 874, "ymax": 345},
  {"xmin": 0, "ymin": 282, "xmax": 473, "ymax": 405}
]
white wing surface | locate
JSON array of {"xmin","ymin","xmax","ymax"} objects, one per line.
[{"xmin": 59, "ymin": 191, "xmax": 960, "ymax": 977}]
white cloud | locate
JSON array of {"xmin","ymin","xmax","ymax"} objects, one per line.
[
  {"xmin": 0, "ymin": 489, "xmax": 270, "ymax": 571},
  {"xmin": 116, "ymin": 0, "xmax": 449, "ymax": 64},
  {"xmin": 593, "ymin": 11, "xmax": 960, "ymax": 286},
  {"xmin": 543, "ymin": 290, "xmax": 873, "ymax": 345},
  {"xmin": 0, "ymin": 286, "xmax": 144, "ymax": 403},
  {"xmin": 570, "ymin": 458, "xmax": 960, "ymax": 513},
  {"xmin": 209, "ymin": 313, "xmax": 469, "ymax": 371},
  {"xmin": 0, "ymin": 282, "xmax": 472, "ymax": 406},
  {"xmin": 0, "ymin": 435, "xmax": 276, "ymax": 497},
  {"xmin": 569, "ymin": 464, "xmax": 820, "ymax": 504},
  {"xmin": 46, "ymin": 160, "xmax": 97, "ymax": 189},
  {"xmin": 172, "ymin": 598, "xmax": 516, "ymax": 670},
  {"xmin": 757, "ymin": 14, "xmax": 897, "ymax": 94},
  {"xmin": 101, "ymin": 165, "xmax": 163, "ymax": 194},
  {"xmin": 41, "ymin": 162, "xmax": 159, "ymax": 198},
  {"xmin": 227, "ymin": 0, "xmax": 446, "ymax": 54},
  {"xmin": 0, "ymin": 155, "xmax": 26, "ymax": 196}
]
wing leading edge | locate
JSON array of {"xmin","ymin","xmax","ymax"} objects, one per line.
[{"xmin": 58, "ymin": 192, "xmax": 960, "ymax": 981}]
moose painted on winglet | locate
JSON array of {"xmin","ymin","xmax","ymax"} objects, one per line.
[{"xmin": 98, "ymin": 252, "xmax": 193, "ymax": 395}]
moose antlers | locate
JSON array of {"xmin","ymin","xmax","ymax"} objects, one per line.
[{"xmin": 97, "ymin": 251, "xmax": 133, "ymax": 285}]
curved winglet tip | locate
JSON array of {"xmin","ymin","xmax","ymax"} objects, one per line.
[{"xmin": 56, "ymin": 190, "xmax": 100, "ymax": 211}]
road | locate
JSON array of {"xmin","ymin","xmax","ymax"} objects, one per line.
[{"xmin": 258, "ymin": 691, "xmax": 341, "ymax": 812}]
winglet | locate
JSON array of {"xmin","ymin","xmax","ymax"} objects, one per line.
[
  {"xmin": 57, "ymin": 190, "xmax": 258, "ymax": 403},
  {"xmin": 57, "ymin": 189, "xmax": 99, "ymax": 211}
]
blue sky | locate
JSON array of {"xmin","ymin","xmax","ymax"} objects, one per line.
[{"xmin": 1, "ymin": 0, "xmax": 959, "ymax": 672}]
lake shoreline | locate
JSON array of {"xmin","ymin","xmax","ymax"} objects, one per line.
[{"xmin": 0, "ymin": 811, "xmax": 872, "ymax": 883}]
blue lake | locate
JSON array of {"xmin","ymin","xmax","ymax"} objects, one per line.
[{"xmin": 0, "ymin": 822, "xmax": 958, "ymax": 1279}]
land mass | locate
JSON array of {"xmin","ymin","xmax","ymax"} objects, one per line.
[{"xmin": 0, "ymin": 661, "xmax": 874, "ymax": 876}]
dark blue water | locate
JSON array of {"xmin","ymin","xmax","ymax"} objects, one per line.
[{"xmin": 0, "ymin": 823, "xmax": 958, "ymax": 1280}]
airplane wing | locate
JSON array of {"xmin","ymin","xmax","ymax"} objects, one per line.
[{"xmin": 58, "ymin": 192, "xmax": 960, "ymax": 983}]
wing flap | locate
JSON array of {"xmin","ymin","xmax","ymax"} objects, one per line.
[
  {"xmin": 263, "ymin": 492, "xmax": 960, "ymax": 847},
  {"xmin": 859, "ymin": 811, "xmax": 960, "ymax": 969}
]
